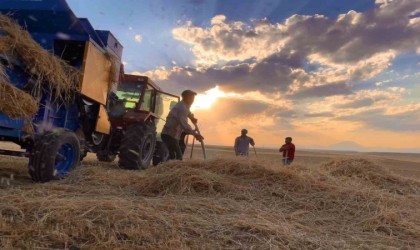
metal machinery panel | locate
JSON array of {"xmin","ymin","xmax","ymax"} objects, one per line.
[
  {"xmin": 96, "ymin": 30, "xmax": 124, "ymax": 59},
  {"xmin": 80, "ymin": 41, "xmax": 111, "ymax": 105},
  {"xmin": 96, "ymin": 105, "xmax": 110, "ymax": 134}
]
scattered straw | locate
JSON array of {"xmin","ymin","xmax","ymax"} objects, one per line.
[{"xmin": 1, "ymin": 158, "xmax": 419, "ymax": 249}]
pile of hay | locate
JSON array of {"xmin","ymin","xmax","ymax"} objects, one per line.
[
  {"xmin": 0, "ymin": 13, "xmax": 80, "ymax": 119},
  {"xmin": 0, "ymin": 158, "xmax": 419, "ymax": 249},
  {"xmin": 0, "ymin": 67, "xmax": 38, "ymax": 118}
]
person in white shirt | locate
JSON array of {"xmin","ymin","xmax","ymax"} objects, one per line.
[
  {"xmin": 161, "ymin": 90, "xmax": 204, "ymax": 160},
  {"xmin": 234, "ymin": 129, "xmax": 255, "ymax": 157}
]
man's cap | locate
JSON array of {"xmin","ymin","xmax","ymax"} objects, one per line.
[{"xmin": 181, "ymin": 90, "xmax": 197, "ymax": 97}]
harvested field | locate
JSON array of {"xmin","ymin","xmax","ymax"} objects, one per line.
[{"xmin": 0, "ymin": 152, "xmax": 419, "ymax": 249}]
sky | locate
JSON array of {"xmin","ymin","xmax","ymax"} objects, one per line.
[{"xmin": 67, "ymin": 0, "xmax": 420, "ymax": 152}]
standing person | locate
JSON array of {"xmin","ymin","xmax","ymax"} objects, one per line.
[
  {"xmin": 234, "ymin": 129, "xmax": 255, "ymax": 157},
  {"xmin": 179, "ymin": 132, "xmax": 188, "ymax": 155},
  {"xmin": 161, "ymin": 90, "xmax": 203, "ymax": 161},
  {"xmin": 279, "ymin": 137, "xmax": 295, "ymax": 165}
]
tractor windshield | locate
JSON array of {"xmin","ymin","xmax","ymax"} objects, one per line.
[{"xmin": 116, "ymin": 82, "xmax": 145, "ymax": 109}]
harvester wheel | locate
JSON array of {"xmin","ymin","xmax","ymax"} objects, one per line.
[
  {"xmin": 152, "ymin": 142, "xmax": 169, "ymax": 166},
  {"xmin": 118, "ymin": 123, "xmax": 156, "ymax": 170},
  {"xmin": 28, "ymin": 129, "xmax": 80, "ymax": 182}
]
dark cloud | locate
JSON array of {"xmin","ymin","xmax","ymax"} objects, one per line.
[
  {"xmin": 159, "ymin": 50, "xmax": 306, "ymax": 94},
  {"xmin": 269, "ymin": 109, "xmax": 296, "ymax": 118},
  {"xmin": 336, "ymin": 98, "xmax": 375, "ymax": 109},
  {"xmin": 203, "ymin": 98, "xmax": 269, "ymax": 119},
  {"xmin": 141, "ymin": 0, "xmax": 420, "ymax": 140},
  {"xmin": 160, "ymin": 0, "xmax": 419, "ymax": 98},
  {"xmin": 266, "ymin": 1, "xmax": 418, "ymax": 64},
  {"xmin": 291, "ymin": 82, "xmax": 353, "ymax": 99},
  {"xmin": 303, "ymin": 112, "xmax": 335, "ymax": 118}
]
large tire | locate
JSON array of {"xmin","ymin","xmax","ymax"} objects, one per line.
[
  {"xmin": 152, "ymin": 142, "xmax": 169, "ymax": 166},
  {"xmin": 28, "ymin": 129, "xmax": 80, "ymax": 182},
  {"xmin": 118, "ymin": 123, "xmax": 156, "ymax": 170}
]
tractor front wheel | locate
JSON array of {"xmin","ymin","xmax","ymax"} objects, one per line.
[
  {"xmin": 118, "ymin": 123, "xmax": 156, "ymax": 170},
  {"xmin": 28, "ymin": 129, "xmax": 80, "ymax": 182}
]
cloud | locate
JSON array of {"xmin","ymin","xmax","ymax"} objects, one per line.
[
  {"xmin": 133, "ymin": 67, "xmax": 171, "ymax": 81},
  {"xmin": 140, "ymin": 50, "xmax": 339, "ymax": 95},
  {"xmin": 292, "ymin": 82, "xmax": 353, "ymax": 99},
  {"xmin": 145, "ymin": 0, "xmax": 419, "ymax": 98},
  {"xmin": 201, "ymin": 98, "xmax": 269, "ymax": 118},
  {"xmin": 135, "ymin": 34, "xmax": 143, "ymax": 43},
  {"xmin": 173, "ymin": 0, "xmax": 419, "ymax": 66},
  {"xmin": 299, "ymin": 88, "xmax": 420, "ymax": 132},
  {"xmin": 172, "ymin": 16, "xmax": 286, "ymax": 65},
  {"xmin": 338, "ymin": 107, "xmax": 420, "ymax": 132},
  {"xmin": 336, "ymin": 98, "xmax": 375, "ymax": 109},
  {"xmin": 135, "ymin": 0, "xmax": 420, "ymax": 145},
  {"xmin": 304, "ymin": 89, "xmax": 401, "ymax": 114},
  {"xmin": 211, "ymin": 15, "xmax": 226, "ymax": 25}
]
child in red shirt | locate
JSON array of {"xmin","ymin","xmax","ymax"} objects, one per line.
[{"xmin": 279, "ymin": 137, "xmax": 295, "ymax": 165}]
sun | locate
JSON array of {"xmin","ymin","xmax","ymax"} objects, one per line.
[{"xmin": 191, "ymin": 86, "xmax": 238, "ymax": 111}]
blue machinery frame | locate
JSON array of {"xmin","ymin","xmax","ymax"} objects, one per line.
[{"xmin": 0, "ymin": 0, "xmax": 122, "ymax": 156}]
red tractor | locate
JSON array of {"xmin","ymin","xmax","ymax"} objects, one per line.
[{"xmin": 92, "ymin": 74, "xmax": 179, "ymax": 169}]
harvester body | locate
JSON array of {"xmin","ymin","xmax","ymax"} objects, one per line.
[
  {"xmin": 0, "ymin": 0, "xmax": 123, "ymax": 181},
  {"xmin": 0, "ymin": 0, "xmax": 180, "ymax": 181}
]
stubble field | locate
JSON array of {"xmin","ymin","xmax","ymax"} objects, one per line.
[{"xmin": 0, "ymin": 142, "xmax": 419, "ymax": 249}]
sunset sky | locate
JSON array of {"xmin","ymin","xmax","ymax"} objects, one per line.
[{"xmin": 67, "ymin": 0, "xmax": 420, "ymax": 152}]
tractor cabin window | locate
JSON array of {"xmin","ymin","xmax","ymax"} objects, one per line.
[
  {"xmin": 116, "ymin": 83, "xmax": 144, "ymax": 109},
  {"xmin": 141, "ymin": 88, "xmax": 153, "ymax": 112}
]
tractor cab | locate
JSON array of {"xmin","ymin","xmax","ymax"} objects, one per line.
[
  {"xmin": 109, "ymin": 74, "xmax": 178, "ymax": 134},
  {"xmin": 109, "ymin": 75, "xmax": 159, "ymax": 126}
]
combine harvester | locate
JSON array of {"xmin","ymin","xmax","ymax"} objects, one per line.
[{"xmin": 0, "ymin": 0, "xmax": 180, "ymax": 182}]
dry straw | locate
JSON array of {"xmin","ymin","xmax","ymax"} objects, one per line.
[
  {"xmin": 0, "ymin": 13, "xmax": 80, "ymax": 99},
  {"xmin": 0, "ymin": 158, "xmax": 419, "ymax": 249},
  {"xmin": 0, "ymin": 67, "xmax": 38, "ymax": 118},
  {"xmin": 0, "ymin": 13, "xmax": 81, "ymax": 119}
]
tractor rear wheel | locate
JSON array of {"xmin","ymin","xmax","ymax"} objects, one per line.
[
  {"xmin": 118, "ymin": 123, "xmax": 156, "ymax": 170},
  {"xmin": 28, "ymin": 129, "xmax": 80, "ymax": 182}
]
